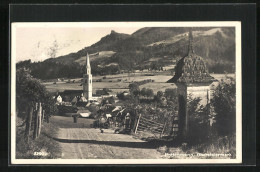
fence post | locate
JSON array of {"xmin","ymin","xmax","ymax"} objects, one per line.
[
  {"xmin": 37, "ymin": 102, "xmax": 42, "ymax": 137},
  {"xmin": 134, "ymin": 114, "xmax": 141, "ymax": 134},
  {"xmin": 33, "ymin": 103, "xmax": 38, "ymax": 139},
  {"xmin": 24, "ymin": 104, "xmax": 33, "ymax": 141},
  {"xmin": 42, "ymin": 109, "xmax": 45, "ymax": 123}
]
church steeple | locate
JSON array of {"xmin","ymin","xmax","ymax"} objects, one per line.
[
  {"xmin": 188, "ymin": 29, "xmax": 194, "ymax": 55},
  {"xmin": 86, "ymin": 53, "xmax": 91, "ymax": 75},
  {"xmin": 83, "ymin": 52, "xmax": 92, "ymax": 101}
]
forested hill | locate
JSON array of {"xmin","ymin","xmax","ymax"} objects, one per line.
[{"xmin": 17, "ymin": 27, "xmax": 236, "ymax": 80}]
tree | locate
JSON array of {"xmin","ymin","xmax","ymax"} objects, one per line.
[
  {"xmin": 16, "ymin": 59, "xmax": 31, "ymax": 69},
  {"xmin": 140, "ymin": 88, "xmax": 147, "ymax": 97},
  {"xmin": 129, "ymin": 83, "xmax": 140, "ymax": 98},
  {"xmin": 140, "ymin": 87, "xmax": 154, "ymax": 99},
  {"xmin": 157, "ymin": 91, "xmax": 164, "ymax": 98},
  {"xmin": 212, "ymin": 76, "xmax": 236, "ymax": 136},
  {"xmin": 16, "ymin": 68, "xmax": 56, "ymax": 140},
  {"xmin": 101, "ymin": 97, "xmax": 115, "ymax": 106},
  {"xmin": 42, "ymin": 92, "xmax": 58, "ymax": 123},
  {"xmin": 154, "ymin": 91, "xmax": 164, "ymax": 104},
  {"xmin": 165, "ymin": 88, "xmax": 177, "ymax": 101},
  {"xmin": 146, "ymin": 88, "xmax": 154, "ymax": 98}
]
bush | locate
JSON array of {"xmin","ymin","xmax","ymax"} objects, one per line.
[
  {"xmin": 187, "ymin": 95, "xmax": 211, "ymax": 145},
  {"xmin": 201, "ymin": 135, "xmax": 236, "ymax": 158},
  {"xmin": 165, "ymin": 134, "xmax": 236, "ymax": 159},
  {"xmin": 212, "ymin": 76, "xmax": 236, "ymax": 136},
  {"xmin": 16, "ymin": 117, "xmax": 61, "ymax": 159}
]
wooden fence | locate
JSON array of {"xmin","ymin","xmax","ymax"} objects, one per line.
[{"xmin": 134, "ymin": 114, "xmax": 167, "ymax": 138}]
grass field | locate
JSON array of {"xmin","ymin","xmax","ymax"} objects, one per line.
[
  {"xmin": 43, "ymin": 72, "xmax": 235, "ymax": 94},
  {"xmin": 43, "ymin": 72, "xmax": 173, "ymax": 93}
]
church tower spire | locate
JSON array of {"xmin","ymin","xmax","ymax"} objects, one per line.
[
  {"xmin": 188, "ymin": 29, "xmax": 194, "ymax": 55},
  {"xmin": 86, "ymin": 53, "xmax": 91, "ymax": 74},
  {"xmin": 83, "ymin": 53, "xmax": 92, "ymax": 101}
]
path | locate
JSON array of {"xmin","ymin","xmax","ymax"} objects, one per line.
[{"xmin": 51, "ymin": 116, "xmax": 163, "ymax": 159}]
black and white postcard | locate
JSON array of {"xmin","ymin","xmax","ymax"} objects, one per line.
[{"xmin": 11, "ymin": 22, "xmax": 242, "ymax": 164}]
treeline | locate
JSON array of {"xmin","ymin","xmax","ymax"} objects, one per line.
[
  {"xmin": 16, "ymin": 60, "xmax": 121, "ymax": 79},
  {"xmin": 17, "ymin": 60, "xmax": 84, "ymax": 80},
  {"xmin": 208, "ymin": 62, "xmax": 235, "ymax": 73}
]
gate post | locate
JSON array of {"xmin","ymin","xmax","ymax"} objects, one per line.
[
  {"xmin": 160, "ymin": 120, "xmax": 167, "ymax": 138},
  {"xmin": 134, "ymin": 114, "xmax": 141, "ymax": 134}
]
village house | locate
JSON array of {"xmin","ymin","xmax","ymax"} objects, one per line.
[{"xmin": 56, "ymin": 95, "xmax": 62, "ymax": 103}]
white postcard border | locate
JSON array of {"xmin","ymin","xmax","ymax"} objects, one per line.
[{"xmin": 11, "ymin": 21, "xmax": 242, "ymax": 164}]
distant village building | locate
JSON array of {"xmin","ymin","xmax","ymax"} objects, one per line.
[
  {"xmin": 56, "ymin": 95, "xmax": 62, "ymax": 103},
  {"xmin": 83, "ymin": 53, "xmax": 92, "ymax": 101},
  {"xmin": 79, "ymin": 96, "xmax": 88, "ymax": 102},
  {"xmin": 71, "ymin": 96, "xmax": 78, "ymax": 105},
  {"xmin": 167, "ymin": 29, "xmax": 215, "ymax": 139}
]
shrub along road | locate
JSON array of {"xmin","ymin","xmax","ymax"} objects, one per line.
[{"xmin": 51, "ymin": 116, "xmax": 162, "ymax": 159}]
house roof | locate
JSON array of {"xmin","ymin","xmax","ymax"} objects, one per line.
[
  {"xmin": 71, "ymin": 96, "xmax": 78, "ymax": 103},
  {"xmin": 112, "ymin": 106, "xmax": 122, "ymax": 112},
  {"xmin": 79, "ymin": 96, "xmax": 87, "ymax": 102},
  {"xmin": 54, "ymin": 95, "xmax": 62, "ymax": 99},
  {"xmin": 77, "ymin": 109, "xmax": 91, "ymax": 113}
]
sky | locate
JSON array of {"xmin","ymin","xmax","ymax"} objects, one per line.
[{"xmin": 15, "ymin": 26, "xmax": 141, "ymax": 62}]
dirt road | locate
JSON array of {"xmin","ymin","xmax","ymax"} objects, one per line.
[{"xmin": 51, "ymin": 116, "xmax": 162, "ymax": 159}]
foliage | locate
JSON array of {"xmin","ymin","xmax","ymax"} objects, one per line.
[
  {"xmin": 96, "ymin": 88, "xmax": 110, "ymax": 96},
  {"xmin": 91, "ymin": 63, "xmax": 120, "ymax": 75},
  {"xmin": 185, "ymin": 76, "xmax": 235, "ymax": 144},
  {"xmin": 211, "ymin": 76, "xmax": 236, "ymax": 136},
  {"xmin": 125, "ymin": 86, "xmax": 178, "ymax": 136},
  {"xmin": 200, "ymin": 134, "xmax": 236, "ymax": 159},
  {"xmin": 101, "ymin": 97, "xmax": 116, "ymax": 106},
  {"xmin": 16, "ymin": 117, "xmax": 61, "ymax": 159},
  {"xmin": 42, "ymin": 92, "xmax": 58, "ymax": 117},
  {"xmin": 16, "ymin": 68, "xmax": 57, "ymax": 119},
  {"xmin": 140, "ymin": 88, "xmax": 154, "ymax": 98},
  {"xmin": 163, "ymin": 134, "xmax": 236, "ymax": 159},
  {"xmin": 16, "ymin": 59, "xmax": 32, "ymax": 69},
  {"xmin": 157, "ymin": 91, "xmax": 164, "ymax": 98},
  {"xmin": 164, "ymin": 88, "xmax": 177, "ymax": 101},
  {"xmin": 187, "ymin": 95, "xmax": 211, "ymax": 144},
  {"xmin": 129, "ymin": 83, "xmax": 140, "ymax": 98}
]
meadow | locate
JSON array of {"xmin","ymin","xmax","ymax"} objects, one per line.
[{"xmin": 43, "ymin": 72, "xmax": 235, "ymax": 94}]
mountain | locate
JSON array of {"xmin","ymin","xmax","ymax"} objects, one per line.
[{"xmin": 17, "ymin": 27, "xmax": 235, "ymax": 79}]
